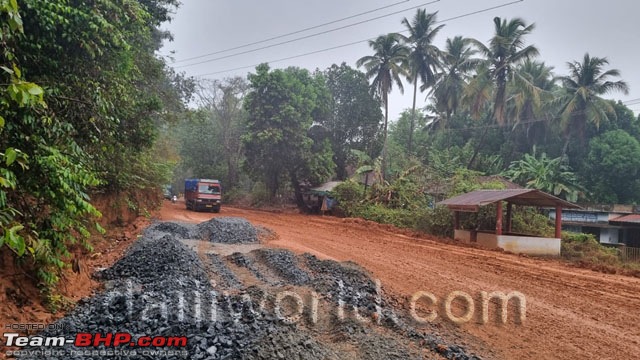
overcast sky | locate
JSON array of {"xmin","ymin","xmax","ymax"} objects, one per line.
[{"xmin": 161, "ymin": 0, "xmax": 640, "ymax": 120}]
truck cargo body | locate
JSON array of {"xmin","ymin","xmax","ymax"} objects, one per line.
[{"xmin": 184, "ymin": 179, "xmax": 222, "ymax": 212}]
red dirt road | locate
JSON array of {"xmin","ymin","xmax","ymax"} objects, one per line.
[{"xmin": 160, "ymin": 202, "xmax": 640, "ymax": 360}]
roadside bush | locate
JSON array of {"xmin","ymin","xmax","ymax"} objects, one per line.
[
  {"xmin": 561, "ymin": 232, "xmax": 620, "ymax": 265},
  {"xmin": 249, "ymin": 182, "xmax": 271, "ymax": 206},
  {"xmin": 512, "ymin": 207, "xmax": 555, "ymax": 237},
  {"xmin": 416, "ymin": 206, "xmax": 453, "ymax": 237},
  {"xmin": 333, "ymin": 181, "xmax": 365, "ymax": 216},
  {"xmin": 355, "ymin": 204, "xmax": 417, "ymax": 229}
]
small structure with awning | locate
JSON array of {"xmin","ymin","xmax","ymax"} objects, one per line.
[
  {"xmin": 438, "ymin": 189, "xmax": 581, "ymax": 256},
  {"xmin": 305, "ymin": 181, "xmax": 342, "ymax": 213}
]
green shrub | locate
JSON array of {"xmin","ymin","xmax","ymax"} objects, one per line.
[
  {"xmin": 416, "ymin": 206, "xmax": 453, "ymax": 237},
  {"xmin": 249, "ymin": 182, "xmax": 271, "ymax": 206},
  {"xmin": 333, "ymin": 181, "xmax": 365, "ymax": 216},
  {"xmin": 355, "ymin": 204, "xmax": 416, "ymax": 229},
  {"xmin": 511, "ymin": 207, "xmax": 555, "ymax": 237},
  {"xmin": 561, "ymin": 232, "xmax": 620, "ymax": 265}
]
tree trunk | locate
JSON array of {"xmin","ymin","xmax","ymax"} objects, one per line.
[
  {"xmin": 335, "ymin": 152, "xmax": 347, "ymax": 180},
  {"xmin": 467, "ymin": 113, "xmax": 493, "ymax": 169},
  {"xmin": 409, "ymin": 75, "xmax": 418, "ymax": 155},
  {"xmin": 561, "ymin": 136, "xmax": 570, "ymax": 157},
  {"xmin": 267, "ymin": 172, "xmax": 279, "ymax": 201},
  {"xmin": 381, "ymin": 92, "xmax": 388, "ymax": 182},
  {"xmin": 227, "ymin": 156, "xmax": 238, "ymax": 187},
  {"xmin": 290, "ymin": 170, "xmax": 305, "ymax": 209}
]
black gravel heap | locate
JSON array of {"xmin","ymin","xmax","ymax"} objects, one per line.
[
  {"xmin": 18, "ymin": 219, "xmax": 482, "ymax": 360},
  {"xmin": 196, "ymin": 217, "xmax": 258, "ymax": 244},
  {"xmin": 97, "ymin": 234, "xmax": 208, "ymax": 284},
  {"xmin": 254, "ymin": 249, "xmax": 312, "ymax": 286},
  {"xmin": 19, "ymin": 233, "xmax": 336, "ymax": 360},
  {"xmin": 203, "ymin": 253, "xmax": 243, "ymax": 289},
  {"xmin": 227, "ymin": 252, "xmax": 270, "ymax": 283},
  {"xmin": 144, "ymin": 222, "xmax": 194, "ymax": 239},
  {"xmin": 303, "ymin": 254, "xmax": 380, "ymax": 311}
]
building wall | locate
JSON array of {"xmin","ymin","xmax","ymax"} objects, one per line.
[
  {"xmin": 454, "ymin": 230, "xmax": 560, "ymax": 256},
  {"xmin": 599, "ymin": 227, "xmax": 619, "ymax": 244}
]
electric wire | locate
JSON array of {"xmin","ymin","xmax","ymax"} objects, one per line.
[
  {"xmin": 192, "ymin": 0, "xmax": 525, "ymax": 77},
  {"xmin": 174, "ymin": 0, "xmax": 442, "ymax": 69},
  {"xmin": 171, "ymin": 0, "xmax": 412, "ymax": 64}
]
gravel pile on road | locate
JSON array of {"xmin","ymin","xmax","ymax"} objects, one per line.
[
  {"xmin": 303, "ymin": 254, "xmax": 381, "ymax": 311},
  {"xmin": 197, "ymin": 217, "xmax": 258, "ymax": 244},
  {"xmin": 227, "ymin": 252, "xmax": 270, "ymax": 283},
  {"xmin": 203, "ymin": 253, "xmax": 243, "ymax": 289},
  {"xmin": 144, "ymin": 221, "xmax": 195, "ymax": 239},
  {"xmin": 254, "ymin": 249, "xmax": 312, "ymax": 285},
  {"xmin": 19, "ymin": 218, "xmax": 481, "ymax": 360},
  {"xmin": 97, "ymin": 234, "xmax": 208, "ymax": 284},
  {"xmin": 21, "ymin": 232, "xmax": 336, "ymax": 360}
]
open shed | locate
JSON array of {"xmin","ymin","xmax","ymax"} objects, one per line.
[
  {"xmin": 305, "ymin": 181, "xmax": 341, "ymax": 213},
  {"xmin": 437, "ymin": 189, "xmax": 580, "ymax": 256}
]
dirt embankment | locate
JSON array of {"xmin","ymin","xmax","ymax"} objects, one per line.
[
  {"xmin": 159, "ymin": 202, "xmax": 640, "ymax": 360},
  {"xmin": 0, "ymin": 192, "xmax": 155, "ymax": 344}
]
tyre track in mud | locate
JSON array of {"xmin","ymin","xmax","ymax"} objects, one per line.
[{"xmin": 160, "ymin": 202, "xmax": 640, "ymax": 360}]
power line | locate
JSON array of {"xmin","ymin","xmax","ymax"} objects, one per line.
[
  {"xmin": 174, "ymin": 0, "xmax": 442, "ymax": 69},
  {"xmin": 435, "ymin": 110, "xmax": 587, "ymax": 134},
  {"xmin": 171, "ymin": 0, "xmax": 412, "ymax": 64},
  {"xmin": 622, "ymin": 97, "xmax": 640, "ymax": 104},
  {"xmin": 194, "ymin": 0, "xmax": 525, "ymax": 77}
]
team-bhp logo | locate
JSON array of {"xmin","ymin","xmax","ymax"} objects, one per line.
[
  {"xmin": 2, "ymin": 332, "xmax": 188, "ymax": 357},
  {"xmin": 2, "ymin": 332, "xmax": 187, "ymax": 348}
]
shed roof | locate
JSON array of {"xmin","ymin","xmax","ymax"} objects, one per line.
[
  {"xmin": 308, "ymin": 181, "xmax": 342, "ymax": 196},
  {"xmin": 610, "ymin": 214, "xmax": 640, "ymax": 224},
  {"xmin": 437, "ymin": 189, "xmax": 581, "ymax": 212}
]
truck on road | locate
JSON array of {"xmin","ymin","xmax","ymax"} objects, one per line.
[{"xmin": 184, "ymin": 178, "xmax": 222, "ymax": 212}]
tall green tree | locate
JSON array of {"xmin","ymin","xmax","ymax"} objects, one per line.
[
  {"xmin": 584, "ymin": 130, "xmax": 640, "ymax": 203},
  {"xmin": 556, "ymin": 53, "xmax": 629, "ymax": 154},
  {"xmin": 195, "ymin": 77, "xmax": 248, "ymax": 187},
  {"xmin": 432, "ymin": 36, "xmax": 479, "ymax": 125},
  {"xmin": 509, "ymin": 60, "xmax": 556, "ymax": 152},
  {"xmin": 464, "ymin": 17, "xmax": 540, "ymax": 168},
  {"xmin": 243, "ymin": 64, "xmax": 335, "ymax": 207},
  {"xmin": 356, "ymin": 33, "xmax": 408, "ymax": 179},
  {"xmin": 468, "ymin": 17, "xmax": 540, "ymax": 125},
  {"xmin": 322, "ymin": 63, "xmax": 383, "ymax": 180},
  {"xmin": 399, "ymin": 10, "xmax": 444, "ymax": 153}
]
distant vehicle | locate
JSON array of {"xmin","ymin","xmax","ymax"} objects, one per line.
[
  {"xmin": 163, "ymin": 185, "xmax": 173, "ymax": 200},
  {"xmin": 184, "ymin": 179, "xmax": 222, "ymax": 212},
  {"xmin": 171, "ymin": 195, "xmax": 178, "ymax": 203}
]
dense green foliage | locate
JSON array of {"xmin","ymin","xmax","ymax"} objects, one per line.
[
  {"xmin": 174, "ymin": 77, "xmax": 248, "ymax": 193},
  {"xmin": 561, "ymin": 232, "xmax": 620, "ymax": 265},
  {"xmin": 243, "ymin": 64, "xmax": 335, "ymax": 207},
  {"xmin": 322, "ymin": 63, "xmax": 383, "ymax": 180},
  {"xmin": 584, "ymin": 130, "xmax": 640, "ymax": 203},
  {"xmin": 503, "ymin": 149, "xmax": 583, "ymax": 202},
  {"xmin": 1, "ymin": 0, "xmax": 189, "ymax": 294}
]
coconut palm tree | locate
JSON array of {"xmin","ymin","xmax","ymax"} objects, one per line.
[
  {"xmin": 467, "ymin": 17, "xmax": 540, "ymax": 125},
  {"xmin": 399, "ymin": 10, "xmax": 444, "ymax": 154},
  {"xmin": 463, "ymin": 17, "xmax": 540, "ymax": 168},
  {"xmin": 356, "ymin": 33, "xmax": 408, "ymax": 179},
  {"xmin": 431, "ymin": 36, "xmax": 479, "ymax": 126},
  {"xmin": 556, "ymin": 53, "xmax": 629, "ymax": 154},
  {"xmin": 509, "ymin": 59, "xmax": 556, "ymax": 149}
]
